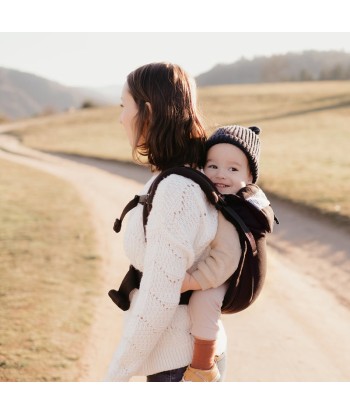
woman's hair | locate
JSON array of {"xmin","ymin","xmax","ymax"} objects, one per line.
[{"xmin": 127, "ymin": 62, "xmax": 206, "ymax": 171}]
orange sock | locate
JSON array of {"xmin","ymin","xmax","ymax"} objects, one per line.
[{"xmin": 191, "ymin": 338, "xmax": 216, "ymax": 370}]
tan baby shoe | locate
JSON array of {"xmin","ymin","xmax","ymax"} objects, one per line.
[{"xmin": 181, "ymin": 363, "xmax": 220, "ymax": 382}]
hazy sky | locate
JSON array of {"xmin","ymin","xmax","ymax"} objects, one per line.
[{"xmin": 1, "ymin": 32, "xmax": 350, "ymax": 88}]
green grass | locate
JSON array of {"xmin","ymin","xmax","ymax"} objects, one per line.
[
  {"xmin": 9, "ymin": 80, "xmax": 350, "ymax": 227},
  {"xmin": 0, "ymin": 159, "xmax": 101, "ymax": 381}
]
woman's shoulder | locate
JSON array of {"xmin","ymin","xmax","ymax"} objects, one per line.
[
  {"xmin": 150, "ymin": 173, "xmax": 216, "ymax": 218},
  {"xmin": 142, "ymin": 172, "xmax": 193, "ymax": 194},
  {"xmin": 147, "ymin": 172, "xmax": 218, "ymax": 245},
  {"xmin": 156, "ymin": 173, "xmax": 207, "ymax": 202}
]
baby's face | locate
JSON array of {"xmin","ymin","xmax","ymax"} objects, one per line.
[{"xmin": 204, "ymin": 143, "xmax": 253, "ymax": 194}]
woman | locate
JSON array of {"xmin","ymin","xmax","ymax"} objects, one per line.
[{"xmin": 105, "ymin": 62, "xmax": 227, "ymax": 382}]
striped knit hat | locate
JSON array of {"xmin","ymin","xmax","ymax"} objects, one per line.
[{"xmin": 205, "ymin": 125, "xmax": 261, "ymax": 183}]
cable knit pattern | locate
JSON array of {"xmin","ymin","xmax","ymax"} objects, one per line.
[{"xmin": 105, "ymin": 174, "xmax": 227, "ymax": 381}]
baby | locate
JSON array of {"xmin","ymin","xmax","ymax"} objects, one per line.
[{"xmin": 181, "ymin": 124, "xmax": 271, "ymax": 381}]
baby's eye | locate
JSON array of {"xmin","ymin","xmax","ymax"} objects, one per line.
[
  {"xmin": 206, "ymin": 164, "xmax": 217, "ymax": 169},
  {"xmin": 120, "ymin": 104, "xmax": 124, "ymax": 108},
  {"xmin": 229, "ymin": 167, "xmax": 238, "ymax": 172}
]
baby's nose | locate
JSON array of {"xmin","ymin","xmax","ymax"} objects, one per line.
[{"xmin": 216, "ymin": 169, "xmax": 227, "ymax": 178}]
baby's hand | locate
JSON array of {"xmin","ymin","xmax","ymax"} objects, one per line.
[
  {"xmin": 181, "ymin": 272, "xmax": 192, "ymax": 293},
  {"xmin": 181, "ymin": 272, "xmax": 201, "ymax": 292}
]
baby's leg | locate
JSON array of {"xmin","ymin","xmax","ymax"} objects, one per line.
[
  {"xmin": 187, "ymin": 284, "xmax": 227, "ymax": 377},
  {"xmin": 189, "ymin": 284, "xmax": 227, "ymax": 341}
]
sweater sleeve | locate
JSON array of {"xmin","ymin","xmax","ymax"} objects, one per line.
[
  {"xmin": 104, "ymin": 175, "xmax": 212, "ymax": 381},
  {"xmin": 191, "ymin": 212, "xmax": 241, "ymax": 290}
]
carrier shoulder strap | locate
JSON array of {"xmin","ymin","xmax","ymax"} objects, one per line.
[
  {"xmin": 141, "ymin": 167, "xmax": 257, "ymax": 254},
  {"xmin": 142, "ymin": 167, "xmax": 222, "ymax": 230},
  {"xmin": 113, "ymin": 166, "xmax": 257, "ymax": 254},
  {"xmin": 220, "ymin": 204, "xmax": 257, "ymax": 255},
  {"xmin": 113, "ymin": 167, "xmax": 222, "ymax": 234}
]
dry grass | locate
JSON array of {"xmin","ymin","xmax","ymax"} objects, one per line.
[
  {"xmin": 197, "ymin": 81, "xmax": 350, "ymax": 222},
  {"xmin": 12, "ymin": 107, "xmax": 131, "ymax": 161},
  {"xmin": 9, "ymin": 80, "xmax": 350, "ymax": 226},
  {"xmin": 0, "ymin": 159, "xmax": 100, "ymax": 381}
]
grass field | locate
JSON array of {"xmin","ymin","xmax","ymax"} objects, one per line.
[
  {"xmin": 8, "ymin": 80, "xmax": 350, "ymax": 225},
  {"xmin": 0, "ymin": 159, "xmax": 100, "ymax": 381}
]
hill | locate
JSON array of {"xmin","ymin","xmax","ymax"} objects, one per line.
[
  {"xmin": 0, "ymin": 67, "xmax": 117, "ymax": 120},
  {"xmin": 196, "ymin": 50, "xmax": 350, "ymax": 86}
]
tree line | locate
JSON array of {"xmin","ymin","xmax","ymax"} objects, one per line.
[{"xmin": 196, "ymin": 50, "xmax": 350, "ymax": 86}]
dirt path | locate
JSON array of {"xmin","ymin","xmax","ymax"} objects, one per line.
[{"xmin": 1, "ymin": 134, "xmax": 350, "ymax": 381}]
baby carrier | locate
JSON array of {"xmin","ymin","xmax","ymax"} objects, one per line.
[{"xmin": 109, "ymin": 166, "xmax": 278, "ymax": 314}]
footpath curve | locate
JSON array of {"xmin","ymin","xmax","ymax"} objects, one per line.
[{"xmin": 1, "ymin": 134, "xmax": 350, "ymax": 381}]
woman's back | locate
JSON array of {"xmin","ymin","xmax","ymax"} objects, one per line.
[{"xmin": 108, "ymin": 174, "xmax": 227, "ymax": 380}]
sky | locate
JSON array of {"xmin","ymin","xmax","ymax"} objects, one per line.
[
  {"xmin": 1, "ymin": 32, "xmax": 350, "ymax": 88},
  {"xmin": 1, "ymin": 1, "xmax": 350, "ymax": 89}
]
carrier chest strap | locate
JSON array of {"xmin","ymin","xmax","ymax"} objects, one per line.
[
  {"xmin": 113, "ymin": 195, "xmax": 141, "ymax": 233},
  {"xmin": 113, "ymin": 193, "xmax": 151, "ymax": 235}
]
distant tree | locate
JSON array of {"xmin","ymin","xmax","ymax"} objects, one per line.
[
  {"xmin": 196, "ymin": 50, "xmax": 350, "ymax": 86},
  {"xmin": 261, "ymin": 55, "xmax": 289, "ymax": 82},
  {"xmin": 319, "ymin": 64, "xmax": 350, "ymax": 80},
  {"xmin": 299, "ymin": 69, "xmax": 314, "ymax": 81},
  {"xmin": 331, "ymin": 64, "xmax": 346, "ymax": 80},
  {"xmin": 345, "ymin": 65, "xmax": 350, "ymax": 79},
  {"xmin": 81, "ymin": 100, "xmax": 97, "ymax": 109},
  {"xmin": 319, "ymin": 68, "xmax": 329, "ymax": 80}
]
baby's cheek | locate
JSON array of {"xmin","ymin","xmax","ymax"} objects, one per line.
[{"xmin": 232, "ymin": 181, "xmax": 247, "ymax": 193}]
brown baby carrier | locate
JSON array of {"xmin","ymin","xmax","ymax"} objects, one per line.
[{"xmin": 109, "ymin": 166, "xmax": 278, "ymax": 314}]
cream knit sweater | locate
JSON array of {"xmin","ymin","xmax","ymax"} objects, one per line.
[{"xmin": 105, "ymin": 173, "xmax": 227, "ymax": 381}]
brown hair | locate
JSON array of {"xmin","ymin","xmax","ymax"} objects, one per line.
[{"xmin": 127, "ymin": 62, "xmax": 206, "ymax": 171}]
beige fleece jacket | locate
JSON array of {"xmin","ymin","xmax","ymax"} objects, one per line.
[{"xmin": 191, "ymin": 211, "xmax": 241, "ymax": 290}]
